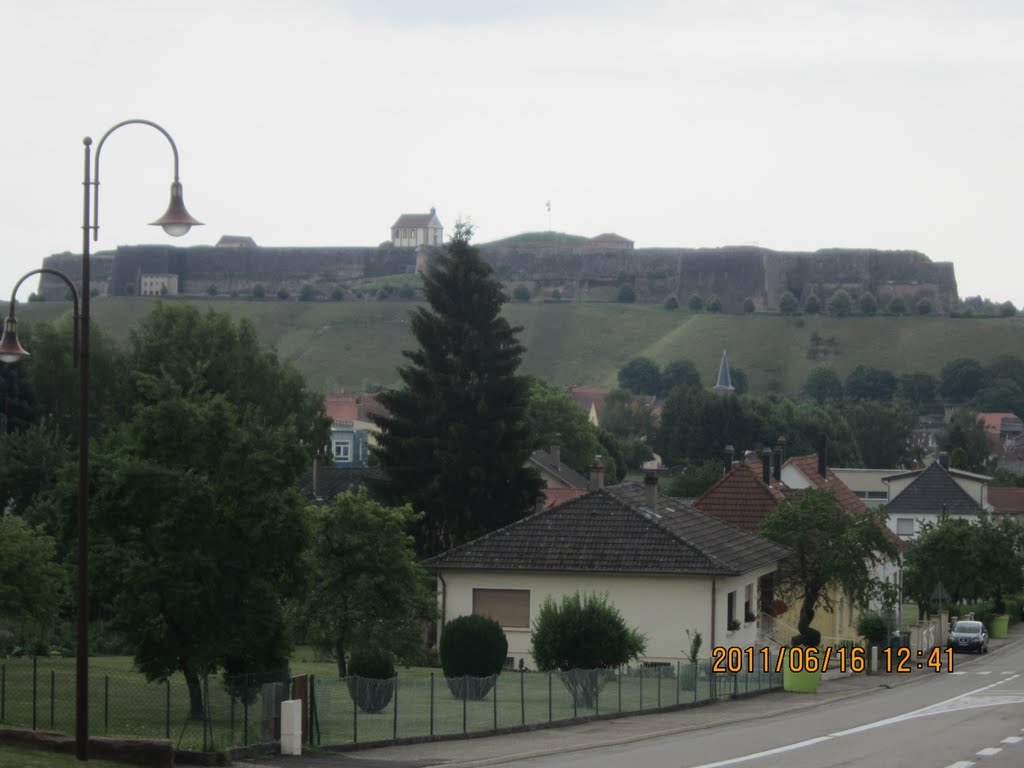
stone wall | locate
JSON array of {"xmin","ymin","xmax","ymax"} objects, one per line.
[{"xmin": 39, "ymin": 242, "xmax": 959, "ymax": 312}]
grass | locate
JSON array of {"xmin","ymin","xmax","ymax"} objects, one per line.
[
  {"xmin": 11, "ymin": 296, "xmax": 1024, "ymax": 396},
  {"xmin": 0, "ymin": 745, "xmax": 130, "ymax": 768},
  {"xmin": 0, "ymin": 653, "xmax": 776, "ymax": 751}
]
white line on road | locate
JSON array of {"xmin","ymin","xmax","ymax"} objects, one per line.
[
  {"xmin": 977, "ymin": 747, "xmax": 1002, "ymax": 756},
  {"xmin": 944, "ymin": 762, "xmax": 975, "ymax": 768},
  {"xmin": 689, "ymin": 677, "xmax": 1018, "ymax": 768},
  {"xmin": 977, "ymin": 671, "xmax": 993, "ymax": 675},
  {"xmin": 1001, "ymin": 736, "xmax": 1023, "ymax": 744}
]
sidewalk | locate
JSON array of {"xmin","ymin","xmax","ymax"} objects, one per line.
[{"xmin": 236, "ymin": 623, "xmax": 1023, "ymax": 768}]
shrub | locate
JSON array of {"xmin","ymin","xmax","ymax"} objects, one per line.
[
  {"xmin": 439, "ymin": 615, "xmax": 507, "ymax": 700},
  {"xmin": 687, "ymin": 292, "xmax": 704, "ymax": 312},
  {"xmin": 663, "ymin": 295, "xmax": 679, "ymax": 310},
  {"xmin": 330, "ymin": 286, "xmax": 344, "ymax": 301},
  {"xmin": 999, "ymin": 301, "xmax": 1017, "ymax": 317},
  {"xmin": 346, "ymin": 645, "xmax": 396, "ymax": 713},
  {"xmin": 706, "ymin": 294, "xmax": 722, "ymax": 313},
  {"xmin": 617, "ymin": 284, "xmax": 636, "ymax": 303},
  {"xmin": 791, "ymin": 627, "xmax": 821, "ymax": 647},
  {"xmin": 859, "ymin": 292, "xmax": 878, "ymax": 316},
  {"xmin": 552, "ymin": 289, "xmax": 562, "ymax": 301},
  {"xmin": 779, "ymin": 291, "xmax": 799, "ymax": 315},
  {"xmin": 917, "ymin": 297, "xmax": 933, "ymax": 315},
  {"xmin": 888, "ymin": 296, "xmax": 906, "ymax": 315},
  {"xmin": 512, "ymin": 284, "xmax": 531, "ymax": 302},
  {"xmin": 827, "ymin": 289, "xmax": 852, "ymax": 317},
  {"xmin": 531, "ymin": 592, "xmax": 645, "ymax": 707},
  {"xmin": 856, "ymin": 612, "xmax": 889, "ymax": 644},
  {"xmin": 276, "ymin": 288, "xmax": 290, "ymax": 300},
  {"xmin": 743, "ymin": 296, "xmax": 755, "ymax": 314},
  {"xmin": 207, "ymin": 284, "xmax": 218, "ymax": 296},
  {"xmin": 803, "ymin": 293, "xmax": 820, "ymax": 315},
  {"xmin": 398, "ymin": 284, "xmax": 415, "ymax": 300},
  {"xmin": 299, "ymin": 284, "xmax": 317, "ymax": 302},
  {"xmin": 252, "ymin": 284, "xmax": 266, "ymax": 300}
]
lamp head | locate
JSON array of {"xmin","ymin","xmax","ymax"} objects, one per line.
[
  {"xmin": 150, "ymin": 181, "xmax": 203, "ymax": 237},
  {"xmin": 0, "ymin": 315, "xmax": 30, "ymax": 363}
]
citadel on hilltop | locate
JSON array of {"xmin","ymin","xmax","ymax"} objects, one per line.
[{"xmin": 39, "ymin": 208, "xmax": 959, "ymax": 312}]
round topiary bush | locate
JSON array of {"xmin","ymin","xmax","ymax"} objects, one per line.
[
  {"xmin": 440, "ymin": 615, "xmax": 508, "ymax": 700},
  {"xmin": 346, "ymin": 645, "xmax": 396, "ymax": 713},
  {"xmin": 856, "ymin": 612, "xmax": 889, "ymax": 645}
]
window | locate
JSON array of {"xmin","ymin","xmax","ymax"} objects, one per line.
[
  {"xmin": 896, "ymin": 518, "xmax": 915, "ymax": 537},
  {"xmin": 744, "ymin": 584, "xmax": 755, "ymax": 621},
  {"xmin": 727, "ymin": 590, "xmax": 736, "ymax": 626},
  {"xmin": 472, "ymin": 588, "xmax": 530, "ymax": 628},
  {"xmin": 334, "ymin": 441, "xmax": 351, "ymax": 461}
]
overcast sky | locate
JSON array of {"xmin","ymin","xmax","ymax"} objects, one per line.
[{"xmin": 2, "ymin": 0, "xmax": 1023, "ymax": 304}]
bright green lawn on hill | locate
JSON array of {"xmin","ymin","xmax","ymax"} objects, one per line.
[{"xmin": 11, "ymin": 297, "xmax": 1024, "ymax": 396}]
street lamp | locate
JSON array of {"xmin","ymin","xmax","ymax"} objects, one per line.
[{"xmin": 0, "ymin": 119, "xmax": 201, "ymax": 761}]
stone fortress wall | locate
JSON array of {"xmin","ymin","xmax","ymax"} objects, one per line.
[{"xmin": 39, "ymin": 241, "xmax": 958, "ymax": 313}]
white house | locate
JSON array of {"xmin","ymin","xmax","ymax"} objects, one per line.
[
  {"xmin": 883, "ymin": 456, "xmax": 989, "ymax": 540},
  {"xmin": 391, "ymin": 208, "xmax": 443, "ymax": 247},
  {"xmin": 422, "ymin": 479, "xmax": 791, "ymax": 669}
]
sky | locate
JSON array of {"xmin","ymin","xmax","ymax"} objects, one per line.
[{"xmin": 2, "ymin": 0, "xmax": 1023, "ymax": 304}]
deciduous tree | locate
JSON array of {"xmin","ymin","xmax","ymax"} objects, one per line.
[{"xmin": 760, "ymin": 489, "xmax": 898, "ymax": 646}]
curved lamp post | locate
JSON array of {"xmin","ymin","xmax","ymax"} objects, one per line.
[{"xmin": 0, "ymin": 119, "xmax": 201, "ymax": 761}]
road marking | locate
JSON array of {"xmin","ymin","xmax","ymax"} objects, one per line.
[
  {"xmin": 689, "ymin": 677, "xmax": 1020, "ymax": 768},
  {"xmin": 977, "ymin": 747, "xmax": 1002, "ymax": 756},
  {"xmin": 1001, "ymin": 736, "xmax": 1023, "ymax": 744},
  {"xmin": 687, "ymin": 737, "xmax": 833, "ymax": 768},
  {"xmin": 952, "ymin": 671, "xmax": 967, "ymax": 675},
  {"xmin": 944, "ymin": 762, "xmax": 975, "ymax": 768},
  {"xmin": 977, "ymin": 671, "xmax": 993, "ymax": 675},
  {"xmin": 1000, "ymin": 671, "xmax": 1014, "ymax": 675}
]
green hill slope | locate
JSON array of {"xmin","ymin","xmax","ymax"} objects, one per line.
[{"xmin": 10, "ymin": 298, "xmax": 1024, "ymax": 396}]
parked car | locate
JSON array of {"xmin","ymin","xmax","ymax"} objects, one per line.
[{"xmin": 947, "ymin": 620, "xmax": 989, "ymax": 653}]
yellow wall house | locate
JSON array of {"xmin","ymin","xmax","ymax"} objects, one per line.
[{"xmin": 422, "ymin": 479, "xmax": 791, "ymax": 669}]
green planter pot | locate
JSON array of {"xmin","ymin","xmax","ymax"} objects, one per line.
[
  {"xmin": 783, "ymin": 650, "xmax": 822, "ymax": 693},
  {"xmin": 990, "ymin": 614, "xmax": 1009, "ymax": 639}
]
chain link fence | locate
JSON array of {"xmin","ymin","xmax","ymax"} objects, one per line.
[{"xmin": 0, "ymin": 657, "xmax": 781, "ymax": 752}]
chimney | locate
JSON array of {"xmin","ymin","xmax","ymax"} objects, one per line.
[
  {"xmin": 723, "ymin": 444, "xmax": 735, "ymax": 475},
  {"xmin": 817, "ymin": 433, "xmax": 828, "ymax": 479},
  {"xmin": 772, "ymin": 444, "xmax": 782, "ymax": 483},
  {"xmin": 938, "ymin": 451, "xmax": 950, "ymax": 470},
  {"xmin": 762, "ymin": 449, "xmax": 772, "ymax": 485},
  {"xmin": 551, "ymin": 445, "xmax": 561, "ymax": 472},
  {"xmin": 589, "ymin": 455, "xmax": 605, "ymax": 490},
  {"xmin": 644, "ymin": 472, "xmax": 658, "ymax": 507}
]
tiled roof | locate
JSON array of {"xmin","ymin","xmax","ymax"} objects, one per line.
[
  {"xmin": 693, "ymin": 462, "xmax": 784, "ymax": 532},
  {"xmin": 885, "ymin": 463, "xmax": 982, "ymax": 517},
  {"xmin": 297, "ymin": 465, "xmax": 383, "ymax": 504},
  {"xmin": 541, "ymin": 488, "xmax": 588, "ymax": 509},
  {"xmin": 786, "ymin": 454, "xmax": 905, "ymax": 550},
  {"xmin": 325, "ymin": 393, "xmax": 390, "ymax": 423},
  {"xmin": 988, "ymin": 487, "xmax": 1024, "ymax": 514},
  {"xmin": 422, "ymin": 482, "xmax": 791, "ymax": 576},
  {"xmin": 393, "ymin": 212, "xmax": 439, "ymax": 228},
  {"xmin": 529, "ymin": 449, "xmax": 590, "ymax": 490},
  {"xmin": 566, "ymin": 386, "xmax": 609, "ymax": 420}
]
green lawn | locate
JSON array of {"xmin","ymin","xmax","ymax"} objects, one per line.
[
  {"xmin": 0, "ymin": 745, "xmax": 130, "ymax": 768},
  {"xmin": 12, "ymin": 296, "xmax": 1024, "ymax": 397},
  {"xmin": 0, "ymin": 653, "xmax": 777, "ymax": 751}
]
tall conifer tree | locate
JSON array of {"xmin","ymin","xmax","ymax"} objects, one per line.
[{"xmin": 372, "ymin": 224, "xmax": 542, "ymax": 557}]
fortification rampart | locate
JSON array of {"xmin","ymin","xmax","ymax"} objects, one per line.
[{"xmin": 38, "ymin": 242, "xmax": 958, "ymax": 312}]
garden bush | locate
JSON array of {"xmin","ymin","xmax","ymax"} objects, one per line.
[
  {"xmin": 439, "ymin": 615, "xmax": 508, "ymax": 700},
  {"xmin": 346, "ymin": 645, "xmax": 396, "ymax": 713}
]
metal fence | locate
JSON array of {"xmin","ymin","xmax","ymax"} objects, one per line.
[{"xmin": 0, "ymin": 658, "xmax": 781, "ymax": 752}]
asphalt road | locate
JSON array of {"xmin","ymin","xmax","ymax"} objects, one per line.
[{"xmin": 493, "ymin": 645, "xmax": 1024, "ymax": 768}]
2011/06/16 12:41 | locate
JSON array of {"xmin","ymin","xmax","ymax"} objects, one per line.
[{"xmin": 709, "ymin": 645, "xmax": 955, "ymax": 673}]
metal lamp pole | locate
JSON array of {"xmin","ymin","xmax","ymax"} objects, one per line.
[{"xmin": 0, "ymin": 119, "xmax": 201, "ymax": 761}]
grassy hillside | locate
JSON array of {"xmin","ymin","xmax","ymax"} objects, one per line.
[{"xmin": 10, "ymin": 297, "xmax": 1024, "ymax": 396}]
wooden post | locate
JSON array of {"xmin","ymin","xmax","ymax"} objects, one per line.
[{"xmin": 290, "ymin": 674, "xmax": 309, "ymax": 746}]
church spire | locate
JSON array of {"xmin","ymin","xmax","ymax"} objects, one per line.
[{"xmin": 714, "ymin": 350, "xmax": 735, "ymax": 393}]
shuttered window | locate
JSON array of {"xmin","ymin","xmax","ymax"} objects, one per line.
[{"xmin": 472, "ymin": 589, "xmax": 530, "ymax": 628}]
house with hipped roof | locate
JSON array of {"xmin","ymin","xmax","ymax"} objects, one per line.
[
  {"xmin": 392, "ymin": 207, "xmax": 443, "ymax": 248},
  {"xmin": 422, "ymin": 477, "xmax": 791, "ymax": 669}
]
